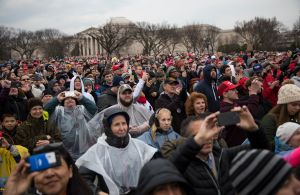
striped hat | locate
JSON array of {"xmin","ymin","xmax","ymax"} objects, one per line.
[{"xmin": 229, "ymin": 149, "xmax": 291, "ymax": 195}]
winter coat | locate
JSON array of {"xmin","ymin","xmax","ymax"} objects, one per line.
[
  {"xmin": 194, "ymin": 65, "xmax": 220, "ymax": 112},
  {"xmin": 96, "ymin": 89, "xmax": 118, "ymax": 112},
  {"xmin": 0, "ymin": 87, "xmax": 29, "ymax": 122},
  {"xmin": 155, "ymin": 89, "xmax": 187, "ymax": 134},
  {"xmin": 261, "ymin": 113, "xmax": 299, "ymax": 150},
  {"xmin": 262, "ymin": 73, "xmax": 279, "ymax": 106},
  {"xmin": 220, "ymin": 94, "xmax": 260, "ymax": 147},
  {"xmin": 170, "ymin": 127, "xmax": 270, "ymax": 195},
  {"xmin": 15, "ymin": 114, "xmax": 62, "ymax": 153},
  {"xmin": 138, "ymin": 128, "xmax": 181, "ymax": 150}
]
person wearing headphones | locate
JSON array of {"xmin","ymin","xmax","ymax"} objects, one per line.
[{"xmin": 138, "ymin": 108, "xmax": 181, "ymax": 150}]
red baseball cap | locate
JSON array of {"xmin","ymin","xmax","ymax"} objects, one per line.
[{"xmin": 218, "ymin": 81, "xmax": 239, "ymax": 96}]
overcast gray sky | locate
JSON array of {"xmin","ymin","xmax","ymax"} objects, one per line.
[{"xmin": 0, "ymin": 0, "xmax": 299, "ymax": 35}]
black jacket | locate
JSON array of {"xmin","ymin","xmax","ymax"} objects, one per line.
[
  {"xmin": 96, "ymin": 89, "xmax": 117, "ymax": 112},
  {"xmin": 170, "ymin": 127, "xmax": 270, "ymax": 195},
  {"xmin": 0, "ymin": 87, "xmax": 31, "ymax": 121},
  {"xmin": 155, "ymin": 88, "xmax": 187, "ymax": 134}
]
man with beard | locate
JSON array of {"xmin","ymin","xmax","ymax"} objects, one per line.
[{"xmin": 89, "ymin": 84, "xmax": 153, "ymax": 138}]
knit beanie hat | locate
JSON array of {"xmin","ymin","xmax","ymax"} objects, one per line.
[
  {"xmin": 276, "ymin": 122, "xmax": 300, "ymax": 144},
  {"xmin": 229, "ymin": 149, "xmax": 291, "ymax": 195},
  {"xmin": 28, "ymin": 98, "xmax": 43, "ymax": 111},
  {"xmin": 277, "ymin": 84, "xmax": 300, "ymax": 104}
]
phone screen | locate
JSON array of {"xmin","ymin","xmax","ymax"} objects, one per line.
[
  {"xmin": 217, "ymin": 112, "xmax": 240, "ymax": 126},
  {"xmin": 65, "ymin": 91, "xmax": 75, "ymax": 97}
]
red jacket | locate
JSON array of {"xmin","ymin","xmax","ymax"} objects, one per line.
[{"xmin": 263, "ymin": 73, "xmax": 279, "ymax": 106}]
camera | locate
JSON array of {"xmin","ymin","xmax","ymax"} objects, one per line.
[{"xmin": 27, "ymin": 151, "xmax": 61, "ymax": 172}]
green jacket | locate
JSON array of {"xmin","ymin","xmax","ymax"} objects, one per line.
[
  {"xmin": 261, "ymin": 114, "xmax": 277, "ymax": 150},
  {"xmin": 15, "ymin": 114, "xmax": 62, "ymax": 153}
]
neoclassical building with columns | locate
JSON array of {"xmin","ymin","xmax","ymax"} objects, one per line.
[{"xmin": 76, "ymin": 17, "xmax": 244, "ymax": 57}]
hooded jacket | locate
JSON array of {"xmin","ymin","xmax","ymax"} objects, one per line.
[
  {"xmin": 137, "ymin": 159, "xmax": 195, "ymax": 195},
  {"xmin": 69, "ymin": 76, "xmax": 95, "ymax": 103},
  {"xmin": 194, "ymin": 65, "xmax": 220, "ymax": 112}
]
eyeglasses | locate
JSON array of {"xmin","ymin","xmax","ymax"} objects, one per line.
[{"xmin": 22, "ymin": 78, "xmax": 30, "ymax": 81}]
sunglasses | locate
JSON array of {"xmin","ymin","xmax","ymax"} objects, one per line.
[{"xmin": 22, "ymin": 78, "xmax": 30, "ymax": 81}]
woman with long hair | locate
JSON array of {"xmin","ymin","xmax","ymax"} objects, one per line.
[
  {"xmin": 185, "ymin": 92, "xmax": 208, "ymax": 116},
  {"xmin": 261, "ymin": 84, "xmax": 300, "ymax": 150}
]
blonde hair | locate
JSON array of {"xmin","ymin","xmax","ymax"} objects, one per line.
[{"xmin": 151, "ymin": 108, "xmax": 172, "ymax": 141}]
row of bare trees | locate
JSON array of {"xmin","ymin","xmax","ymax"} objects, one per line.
[
  {"xmin": 86, "ymin": 20, "xmax": 221, "ymax": 57},
  {"xmin": 1, "ymin": 16, "xmax": 299, "ymax": 60},
  {"xmin": 0, "ymin": 27, "xmax": 74, "ymax": 60}
]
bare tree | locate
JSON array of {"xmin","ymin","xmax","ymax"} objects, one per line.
[
  {"xmin": 87, "ymin": 21, "xmax": 134, "ymax": 56},
  {"xmin": 204, "ymin": 25, "xmax": 220, "ymax": 53},
  {"xmin": 235, "ymin": 17, "xmax": 282, "ymax": 51},
  {"xmin": 181, "ymin": 24, "xmax": 204, "ymax": 53},
  {"xmin": 133, "ymin": 22, "xmax": 168, "ymax": 57},
  {"xmin": 36, "ymin": 29, "xmax": 72, "ymax": 58},
  {"xmin": 0, "ymin": 26, "xmax": 13, "ymax": 60},
  {"xmin": 10, "ymin": 29, "xmax": 40, "ymax": 59},
  {"xmin": 165, "ymin": 25, "xmax": 181, "ymax": 54},
  {"xmin": 292, "ymin": 16, "xmax": 300, "ymax": 48}
]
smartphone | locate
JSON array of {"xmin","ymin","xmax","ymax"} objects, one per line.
[
  {"xmin": 27, "ymin": 152, "xmax": 61, "ymax": 172},
  {"xmin": 217, "ymin": 112, "xmax": 240, "ymax": 126},
  {"xmin": 65, "ymin": 91, "xmax": 75, "ymax": 97}
]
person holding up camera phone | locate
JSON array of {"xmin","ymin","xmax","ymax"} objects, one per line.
[
  {"xmin": 44, "ymin": 90, "xmax": 98, "ymax": 160},
  {"xmin": 218, "ymin": 78, "xmax": 262, "ymax": 147},
  {"xmin": 3, "ymin": 143, "xmax": 93, "ymax": 195},
  {"xmin": 169, "ymin": 106, "xmax": 270, "ymax": 195}
]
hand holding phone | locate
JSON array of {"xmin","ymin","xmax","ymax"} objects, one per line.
[{"xmin": 231, "ymin": 106, "xmax": 258, "ymax": 132}]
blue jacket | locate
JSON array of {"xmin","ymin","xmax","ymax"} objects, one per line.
[
  {"xmin": 274, "ymin": 136, "xmax": 293, "ymax": 157},
  {"xmin": 138, "ymin": 128, "xmax": 181, "ymax": 150},
  {"xmin": 194, "ymin": 65, "xmax": 220, "ymax": 112}
]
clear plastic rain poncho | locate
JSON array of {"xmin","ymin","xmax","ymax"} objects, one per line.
[
  {"xmin": 50, "ymin": 105, "xmax": 98, "ymax": 160},
  {"xmin": 88, "ymin": 84, "xmax": 153, "ymax": 136},
  {"xmin": 76, "ymin": 134, "xmax": 157, "ymax": 195}
]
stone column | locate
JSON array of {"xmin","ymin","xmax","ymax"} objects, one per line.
[
  {"xmin": 94, "ymin": 39, "xmax": 98, "ymax": 56},
  {"xmin": 88, "ymin": 37, "xmax": 91, "ymax": 56},
  {"xmin": 79, "ymin": 40, "xmax": 82, "ymax": 56},
  {"xmin": 82, "ymin": 38, "xmax": 86, "ymax": 56},
  {"xmin": 91, "ymin": 37, "xmax": 95, "ymax": 56}
]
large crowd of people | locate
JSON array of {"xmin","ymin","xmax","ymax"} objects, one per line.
[{"xmin": 0, "ymin": 49, "xmax": 300, "ymax": 195}]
